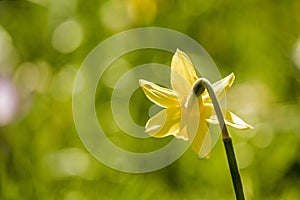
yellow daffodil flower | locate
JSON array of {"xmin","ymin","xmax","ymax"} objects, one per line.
[{"xmin": 139, "ymin": 49, "xmax": 252, "ymax": 157}]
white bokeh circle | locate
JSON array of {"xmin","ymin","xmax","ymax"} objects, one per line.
[{"xmin": 72, "ymin": 27, "xmax": 222, "ymax": 173}]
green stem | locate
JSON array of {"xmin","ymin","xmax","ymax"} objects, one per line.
[
  {"xmin": 223, "ymin": 137, "xmax": 245, "ymax": 200},
  {"xmin": 193, "ymin": 78, "xmax": 245, "ymax": 200}
]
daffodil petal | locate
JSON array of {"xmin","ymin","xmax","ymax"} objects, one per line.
[
  {"xmin": 203, "ymin": 73, "xmax": 235, "ymax": 102},
  {"xmin": 207, "ymin": 109, "xmax": 253, "ymax": 130},
  {"xmin": 224, "ymin": 111, "xmax": 253, "ymax": 129},
  {"xmin": 182, "ymin": 99, "xmax": 213, "ymax": 157},
  {"xmin": 176, "ymin": 91, "xmax": 201, "ymax": 141},
  {"xmin": 145, "ymin": 107, "xmax": 181, "ymax": 138},
  {"xmin": 198, "ymin": 129, "xmax": 212, "ymax": 159},
  {"xmin": 171, "ymin": 49, "xmax": 198, "ymax": 100},
  {"xmin": 191, "ymin": 120, "xmax": 212, "ymax": 158},
  {"xmin": 139, "ymin": 79, "xmax": 179, "ymax": 108}
]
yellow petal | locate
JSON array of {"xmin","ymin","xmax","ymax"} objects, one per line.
[
  {"xmin": 191, "ymin": 120, "xmax": 212, "ymax": 158},
  {"xmin": 202, "ymin": 73, "xmax": 235, "ymax": 102},
  {"xmin": 145, "ymin": 107, "xmax": 181, "ymax": 138},
  {"xmin": 171, "ymin": 49, "xmax": 198, "ymax": 100},
  {"xmin": 139, "ymin": 79, "xmax": 179, "ymax": 108},
  {"xmin": 181, "ymin": 98, "xmax": 213, "ymax": 157},
  {"xmin": 207, "ymin": 109, "xmax": 253, "ymax": 130},
  {"xmin": 176, "ymin": 91, "xmax": 201, "ymax": 140}
]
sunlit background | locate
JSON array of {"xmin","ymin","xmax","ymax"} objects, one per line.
[{"xmin": 1, "ymin": 0, "xmax": 300, "ymax": 199}]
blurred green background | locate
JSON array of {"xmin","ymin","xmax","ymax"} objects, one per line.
[{"xmin": 1, "ymin": 0, "xmax": 300, "ymax": 199}]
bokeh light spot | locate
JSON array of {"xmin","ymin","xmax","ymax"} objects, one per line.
[
  {"xmin": 0, "ymin": 78, "xmax": 18, "ymax": 126},
  {"xmin": 235, "ymin": 142, "xmax": 254, "ymax": 169},
  {"xmin": 99, "ymin": 0, "xmax": 157, "ymax": 31},
  {"xmin": 228, "ymin": 81, "xmax": 273, "ymax": 120},
  {"xmin": 51, "ymin": 65, "xmax": 77, "ymax": 101},
  {"xmin": 127, "ymin": 0, "xmax": 157, "ymax": 25},
  {"xmin": 14, "ymin": 62, "xmax": 40, "ymax": 95},
  {"xmin": 252, "ymin": 123, "xmax": 273, "ymax": 149},
  {"xmin": 101, "ymin": 58, "xmax": 131, "ymax": 88},
  {"xmin": 51, "ymin": 19, "xmax": 83, "ymax": 54},
  {"xmin": 293, "ymin": 37, "xmax": 300, "ymax": 71},
  {"xmin": 0, "ymin": 26, "xmax": 19, "ymax": 73},
  {"xmin": 99, "ymin": 0, "xmax": 131, "ymax": 30},
  {"xmin": 46, "ymin": 148, "xmax": 90, "ymax": 178}
]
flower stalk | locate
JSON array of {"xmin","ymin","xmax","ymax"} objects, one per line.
[{"xmin": 193, "ymin": 78, "xmax": 245, "ymax": 200}]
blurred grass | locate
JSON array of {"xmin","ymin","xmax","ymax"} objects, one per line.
[{"xmin": 1, "ymin": 0, "xmax": 300, "ymax": 199}]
